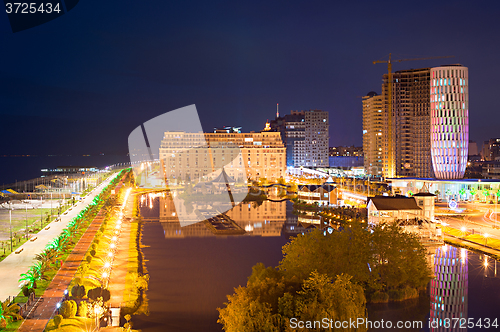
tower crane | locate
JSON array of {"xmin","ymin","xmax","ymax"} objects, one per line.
[{"xmin": 372, "ymin": 53, "xmax": 455, "ymax": 179}]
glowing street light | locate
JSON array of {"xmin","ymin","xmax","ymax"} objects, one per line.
[{"xmin": 484, "ymin": 233, "xmax": 489, "ymax": 246}]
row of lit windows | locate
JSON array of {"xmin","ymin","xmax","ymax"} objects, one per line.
[
  {"xmin": 432, "ymin": 68, "xmax": 467, "ymax": 79},
  {"xmin": 431, "ymin": 78, "xmax": 467, "ymax": 87},
  {"xmin": 431, "ymin": 109, "xmax": 468, "ymax": 118},
  {"xmin": 431, "ymin": 102, "xmax": 467, "ymax": 110},
  {"xmin": 432, "ymin": 93, "xmax": 466, "ymax": 102}
]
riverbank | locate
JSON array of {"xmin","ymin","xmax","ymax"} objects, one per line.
[{"xmin": 444, "ymin": 235, "xmax": 500, "ymax": 260}]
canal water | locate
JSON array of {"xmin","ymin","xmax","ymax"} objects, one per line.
[{"xmin": 134, "ymin": 195, "xmax": 500, "ymax": 332}]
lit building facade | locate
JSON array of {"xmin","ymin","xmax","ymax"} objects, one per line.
[
  {"xmin": 430, "ymin": 65, "xmax": 469, "ymax": 179},
  {"xmin": 393, "ymin": 68, "xmax": 433, "ymax": 178},
  {"xmin": 389, "ymin": 178, "xmax": 500, "ymax": 203},
  {"xmin": 303, "ymin": 110, "xmax": 329, "ymax": 167},
  {"xmin": 159, "ymin": 131, "xmax": 286, "ymax": 183},
  {"xmin": 366, "ymin": 65, "xmax": 469, "ymax": 180},
  {"xmin": 482, "ymin": 138, "xmax": 500, "ymax": 161},
  {"xmin": 362, "ymin": 91, "xmax": 387, "ymax": 177},
  {"xmin": 382, "ymin": 68, "xmax": 434, "ymax": 178}
]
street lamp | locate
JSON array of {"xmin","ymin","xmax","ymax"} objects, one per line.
[
  {"xmin": 9, "ymin": 201, "xmax": 13, "ymax": 252},
  {"xmin": 40, "ymin": 195, "xmax": 43, "ymax": 228},
  {"xmin": 25, "ymin": 200, "xmax": 28, "ymax": 239},
  {"xmin": 484, "ymin": 233, "xmax": 489, "ymax": 246}
]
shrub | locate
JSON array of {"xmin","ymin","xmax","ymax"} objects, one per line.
[
  {"xmin": 89, "ymin": 249, "xmax": 96, "ymax": 257},
  {"xmin": 91, "ymin": 243, "xmax": 97, "ymax": 250},
  {"xmin": 22, "ymin": 286, "xmax": 35, "ymax": 297},
  {"xmin": 388, "ymin": 289, "xmax": 405, "ymax": 301},
  {"xmin": 87, "ymin": 287, "xmax": 111, "ymax": 303},
  {"xmin": 370, "ymin": 291, "xmax": 389, "ymax": 303},
  {"xmin": 53, "ymin": 314, "xmax": 63, "ymax": 328},
  {"xmin": 71, "ymin": 284, "xmax": 86, "ymax": 299},
  {"xmin": 59, "ymin": 300, "xmax": 77, "ymax": 318},
  {"xmin": 86, "ymin": 255, "xmax": 92, "ymax": 263},
  {"xmin": 77, "ymin": 301, "xmax": 88, "ymax": 317},
  {"xmin": 388, "ymin": 287, "xmax": 418, "ymax": 301}
]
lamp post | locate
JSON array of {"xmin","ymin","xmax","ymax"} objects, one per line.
[
  {"xmin": 484, "ymin": 233, "xmax": 489, "ymax": 246},
  {"xmin": 25, "ymin": 201, "xmax": 28, "ymax": 239},
  {"xmin": 40, "ymin": 195, "xmax": 43, "ymax": 228},
  {"xmin": 9, "ymin": 201, "xmax": 13, "ymax": 252}
]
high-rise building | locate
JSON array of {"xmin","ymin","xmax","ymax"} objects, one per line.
[
  {"xmin": 271, "ymin": 109, "xmax": 329, "ymax": 168},
  {"xmin": 362, "ymin": 91, "xmax": 387, "ymax": 177},
  {"xmin": 430, "ymin": 65, "xmax": 469, "ymax": 179},
  {"xmin": 365, "ymin": 64, "xmax": 469, "ymax": 179},
  {"xmin": 270, "ymin": 111, "xmax": 305, "ymax": 166},
  {"xmin": 384, "ymin": 68, "xmax": 434, "ymax": 178},
  {"xmin": 481, "ymin": 138, "xmax": 500, "ymax": 161}
]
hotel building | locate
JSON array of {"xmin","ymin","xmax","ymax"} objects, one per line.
[{"xmin": 159, "ymin": 131, "xmax": 286, "ymax": 183}]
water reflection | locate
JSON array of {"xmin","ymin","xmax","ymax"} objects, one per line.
[
  {"xmin": 142, "ymin": 193, "xmax": 291, "ymax": 238},
  {"xmin": 430, "ymin": 245, "xmax": 468, "ymax": 331},
  {"xmin": 138, "ymin": 192, "xmax": 500, "ymax": 332}
]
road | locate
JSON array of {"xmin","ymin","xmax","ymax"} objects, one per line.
[
  {"xmin": 0, "ymin": 174, "xmax": 118, "ymax": 302},
  {"xmin": 436, "ymin": 202, "xmax": 500, "ymax": 241}
]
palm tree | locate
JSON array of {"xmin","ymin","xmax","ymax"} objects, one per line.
[
  {"xmin": 19, "ymin": 268, "xmax": 40, "ymax": 289},
  {"xmin": 35, "ymin": 251, "xmax": 52, "ymax": 271},
  {"xmin": 1, "ymin": 300, "xmax": 22, "ymax": 323}
]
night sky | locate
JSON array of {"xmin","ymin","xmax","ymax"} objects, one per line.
[{"xmin": 1, "ymin": 0, "xmax": 500, "ymax": 157}]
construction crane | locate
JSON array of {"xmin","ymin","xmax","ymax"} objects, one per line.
[{"xmin": 372, "ymin": 53, "xmax": 455, "ymax": 179}]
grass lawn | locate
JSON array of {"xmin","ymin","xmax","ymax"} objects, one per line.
[{"xmin": 2, "ymin": 320, "xmax": 22, "ymax": 331}]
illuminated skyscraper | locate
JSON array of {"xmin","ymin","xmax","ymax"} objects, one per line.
[
  {"xmin": 362, "ymin": 91, "xmax": 388, "ymax": 177},
  {"xmin": 430, "ymin": 65, "xmax": 469, "ymax": 179},
  {"xmin": 365, "ymin": 65, "xmax": 468, "ymax": 179},
  {"xmin": 382, "ymin": 68, "xmax": 434, "ymax": 178}
]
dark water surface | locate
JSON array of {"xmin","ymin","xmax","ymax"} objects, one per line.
[
  {"xmin": 135, "ymin": 196, "xmax": 500, "ymax": 332},
  {"xmin": 134, "ymin": 222, "xmax": 289, "ymax": 332}
]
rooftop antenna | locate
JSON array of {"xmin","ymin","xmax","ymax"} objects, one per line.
[{"xmin": 276, "ymin": 103, "xmax": 279, "ymax": 118}]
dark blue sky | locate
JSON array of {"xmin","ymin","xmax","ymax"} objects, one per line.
[{"xmin": 1, "ymin": 0, "xmax": 499, "ymax": 156}]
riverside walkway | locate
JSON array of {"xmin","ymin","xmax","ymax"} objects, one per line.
[
  {"xmin": 16, "ymin": 173, "xmax": 128, "ymax": 331},
  {"xmin": 17, "ymin": 207, "xmax": 108, "ymax": 331},
  {"xmin": 0, "ymin": 174, "xmax": 118, "ymax": 302}
]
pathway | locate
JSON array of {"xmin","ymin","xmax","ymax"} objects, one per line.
[
  {"xmin": 17, "ymin": 207, "xmax": 108, "ymax": 331},
  {"xmin": 108, "ymin": 191, "xmax": 135, "ymax": 308}
]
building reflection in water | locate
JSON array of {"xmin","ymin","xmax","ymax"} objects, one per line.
[
  {"xmin": 146, "ymin": 193, "xmax": 288, "ymax": 238},
  {"xmin": 430, "ymin": 245, "xmax": 468, "ymax": 331}
]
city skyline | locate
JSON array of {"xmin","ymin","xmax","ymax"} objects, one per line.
[{"xmin": 1, "ymin": 0, "xmax": 500, "ymax": 158}]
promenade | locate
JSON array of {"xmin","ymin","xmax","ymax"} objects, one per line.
[
  {"xmin": 0, "ymin": 174, "xmax": 118, "ymax": 302},
  {"xmin": 17, "ymin": 207, "xmax": 108, "ymax": 331}
]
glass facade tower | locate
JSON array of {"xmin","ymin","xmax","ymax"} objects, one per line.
[{"xmin": 430, "ymin": 65, "xmax": 469, "ymax": 179}]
